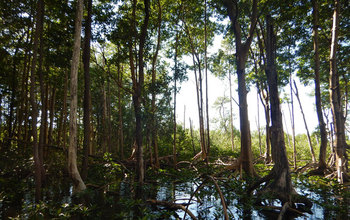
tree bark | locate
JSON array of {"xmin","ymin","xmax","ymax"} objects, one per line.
[
  {"xmin": 173, "ymin": 42, "xmax": 177, "ymax": 168},
  {"xmin": 328, "ymin": 0, "xmax": 347, "ymax": 183},
  {"xmin": 68, "ymin": 0, "xmax": 86, "ymax": 193},
  {"xmin": 288, "ymin": 77, "xmax": 297, "ymax": 169},
  {"xmin": 264, "ymin": 14, "xmax": 295, "ymax": 203},
  {"xmin": 82, "ymin": 0, "xmax": 92, "ymax": 180},
  {"xmin": 29, "ymin": 0, "xmax": 45, "ymax": 202},
  {"xmin": 117, "ymin": 62, "xmax": 124, "ymax": 159},
  {"xmin": 48, "ymin": 87, "xmax": 56, "ymax": 146},
  {"xmin": 224, "ymin": 0, "xmax": 258, "ymax": 176},
  {"xmin": 131, "ymin": 0, "xmax": 150, "ymax": 186},
  {"xmin": 151, "ymin": 0, "xmax": 161, "ymax": 168},
  {"xmin": 38, "ymin": 38, "xmax": 47, "ymax": 180},
  {"xmin": 204, "ymin": 0, "xmax": 210, "ymax": 157},
  {"xmin": 312, "ymin": 0, "xmax": 328, "ymax": 171}
]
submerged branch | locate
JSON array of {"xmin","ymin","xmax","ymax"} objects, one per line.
[{"xmin": 147, "ymin": 199, "xmax": 197, "ymax": 220}]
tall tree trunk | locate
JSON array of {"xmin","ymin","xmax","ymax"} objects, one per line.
[
  {"xmin": 189, "ymin": 118, "xmax": 196, "ymax": 156},
  {"xmin": 7, "ymin": 51, "xmax": 18, "ymax": 146},
  {"xmin": 29, "ymin": 0, "xmax": 45, "ymax": 202},
  {"xmin": 229, "ymin": 71, "xmax": 235, "ymax": 151},
  {"xmin": 257, "ymin": 90, "xmax": 262, "ymax": 155},
  {"xmin": 293, "ymin": 81, "xmax": 316, "ymax": 163},
  {"xmin": 256, "ymin": 26, "xmax": 271, "ymax": 164},
  {"xmin": 173, "ymin": 70, "xmax": 177, "ymax": 168},
  {"xmin": 224, "ymin": 0, "xmax": 258, "ymax": 176},
  {"xmin": 151, "ymin": 0, "xmax": 161, "ymax": 168},
  {"xmin": 204, "ymin": 0, "xmax": 210, "ymax": 158},
  {"xmin": 57, "ymin": 70, "xmax": 69, "ymax": 149},
  {"xmin": 173, "ymin": 32, "xmax": 178, "ymax": 168},
  {"xmin": 68, "ymin": 0, "xmax": 86, "ymax": 193},
  {"xmin": 101, "ymin": 82, "xmax": 108, "ymax": 153},
  {"xmin": 117, "ymin": 63, "xmax": 124, "ymax": 159},
  {"xmin": 38, "ymin": 38, "xmax": 47, "ymax": 180},
  {"xmin": 17, "ymin": 26, "xmax": 32, "ymax": 146},
  {"xmin": 329, "ymin": 0, "xmax": 348, "ymax": 183},
  {"xmin": 264, "ymin": 15, "xmax": 295, "ymax": 203},
  {"xmin": 82, "ymin": 0, "xmax": 92, "ymax": 180},
  {"xmin": 182, "ymin": 16, "xmax": 207, "ymax": 161},
  {"xmin": 312, "ymin": 0, "xmax": 328, "ymax": 171},
  {"xmin": 48, "ymin": 87, "xmax": 56, "ymax": 146},
  {"xmin": 131, "ymin": 0, "xmax": 150, "ymax": 186},
  {"xmin": 289, "ymin": 76, "xmax": 297, "ymax": 168}
]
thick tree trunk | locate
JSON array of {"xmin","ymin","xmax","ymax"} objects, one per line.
[
  {"xmin": 224, "ymin": 0, "xmax": 258, "ymax": 176},
  {"xmin": 265, "ymin": 14, "xmax": 295, "ymax": 203},
  {"xmin": 312, "ymin": 0, "xmax": 328, "ymax": 171},
  {"xmin": 68, "ymin": 0, "xmax": 86, "ymax": 193},
  {"xmin": 82, "ymin": 0, "xmax": 92, "ymax": 180},
  {"xmin": 237, "ymin": 67, "xmax": 255, "ymax": 175},
  {"xmin": 329, "ymin": 0, "xmax": 348, "ymax": 183}
]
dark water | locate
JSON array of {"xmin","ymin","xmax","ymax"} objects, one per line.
[{"xmin": 1, "ymin": 173, "xmax": 349, "ymax": 219}]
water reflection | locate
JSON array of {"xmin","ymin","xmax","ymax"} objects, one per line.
[{"xmin": 1, "ymin": 174, "xmax": 349, "ymax": 219}]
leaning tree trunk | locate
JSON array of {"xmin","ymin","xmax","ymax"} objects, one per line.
[
  {"xmin": 293, "ymin": 81, "xmax": 316, "ymax": 163},
  {"xmin": 329, "ymin": 0, "xmax": 348, "ymax": 183},
  {"xmin": 68, "ymin": 0, "xmax": 86, "ymax": 193},
  {"xmin": 312, "ymin": 0, "xmax": 328, "ymax": 172}
]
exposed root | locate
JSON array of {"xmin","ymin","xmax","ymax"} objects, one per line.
[
  {"xmin": 147, "ymin": 199, "xmax": 197, "ymax": 220},
  {"xmin": 183, "ymin": 181, "xmax": 206, "ymax": 220},
  {"xmin": 208, "ymin": 175, "xmax": 230, "ymax": 220},
  {"xmin": 249, "ymin": 166, "xmax": 312, "ymax": 215},
  {"xmin": 307, "ymin": 165, "xmax": 332, "ymax": 176},
  {"xmin": 257, "ymin": 203, "xmax": 306, "ymax": 218},
  {"xmin": 295, "ymin": 162, "xmax": 318, "ymax": 173},
  {"xmin": 277, "ymin": 202, "xmax": 290, "ymax": 220}
]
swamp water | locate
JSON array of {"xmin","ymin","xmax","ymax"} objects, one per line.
[{"xmin": 2, "ymin": 174, "xmax": 349, "ymax": 219}]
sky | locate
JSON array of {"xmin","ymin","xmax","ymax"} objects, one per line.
[{"xmin": 175, "ymin": 69, "xmax": 319, "ymax": 135}]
